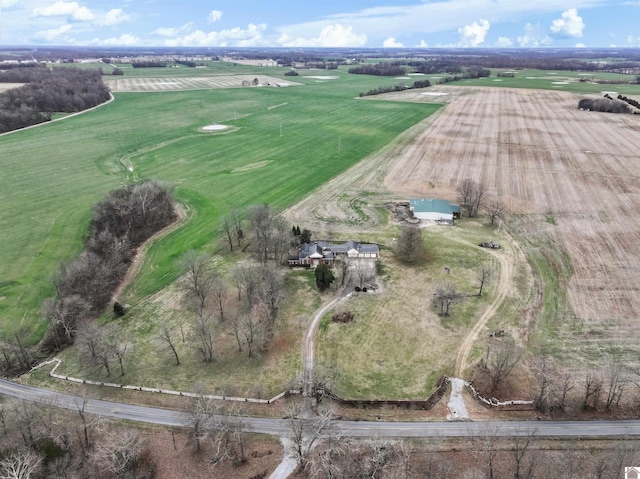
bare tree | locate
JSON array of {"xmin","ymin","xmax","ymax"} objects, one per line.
[
  {"xmin": 41, "ymin": 294, "xmax": 91, "ymax": 350},
  {"xmin": 191, "ymin": 310, "xmax": 216, "ymax": 362},
  {"xmin": 432, "ymin": 282, "xmax": 460, "ymax": 317},
  {"xmin": 186, "ymin": 393, "xmax": 215, "ymax": 452},
  {"xmin": 0, "ymin": 449, "xmax": 42, "ymax": 479},
  {"xmin": 257, "ymin": 265, "xmax": 283, "ymax": 332},
  {"xmin": 178, "ymin": 251, "xmax": 218, "ymax": 316},
  {"xmin": 486, "ymin": 336, "xmax": 521, "ymax": 391},
  {"xmin": 337, "ymin": 256, "xmax": 352, "ymax": 287},
  {"xmin": 558, "ymin": 370, "xmax": 575, "ymax": 411},
  {"xmin": 240, "ymin": 305, "xmax": 266, "ymax": 358},
  {"xmin": 512, "ymin": 427, "xmax": 537, "ymax": 479},
  {"xmin": 220, "ymin": 215, "xmax": 235, "ymax": 252},
  {"xmin": 211, "ymin": 279, "xmax": 228, "ymax": 322},
  {"xmin": 91, "ymin": 429, "xmax": 145, "ymax": 477},
  {"xmin": 227, "ymin": 313, "xmax": 243, "ymax": 353},
  {"xmin": 210, "ymin": 404, "xmax": 247, "ymax": 467},
  {"xmin": 395, "ymin": 226, "xmax": 424, "ymax": 263},
  {"xmin": 247, "ymin": 204, "xmax": 276, "ymax": 265},
  {"xmin": 604, "ymin": 358, "xmax": 627, "ymax": 411},
  {"xmin": 485, "ymin": 199, "xmax": 506, "ymax": 225},
  {"xmin": 157, "ymin": 324, "xmax": 181, "ymax": 366},
  {"xmin": 456, "ymin": 178, "xmax": 476, "ymax": 217},
  {"xmin": 457, "ymin": 178, "xmax": 487, "ymax": 217},
  {"xmin": 284, "ymin": 403, "xmax": 339, "ymax": 470},
  {"xmin": 469, "ymin": 425, "xmax": 500, "ymax": 479},
  {"xmin": 532, "ymin": 354, "xmax": 555, "ymax": 412},
  {"xmin": 477, "ymin": 264, "xmax": 491, "ymax": 297},
  {"xmin": 583, "ymin": 369, "xmax": 603, "ymax": 410},
  {"xmin": 230, "ymin": 208, "xmax": 244, "ymax": 248},
  {"xmin": 271, "ymin": 216, "xmax": 291, "ymax": 266},
  {"xmin": 231, "ymin": 262, "xmax": 260, "ymax": 308}
]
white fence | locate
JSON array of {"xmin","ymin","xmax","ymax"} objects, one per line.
[{"xmin": 31, "ymin": 359, "xmax": 297, "ymax": 404}]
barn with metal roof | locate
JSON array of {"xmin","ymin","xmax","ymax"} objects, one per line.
[{"xmin": 409, "ymin": 199, "xmax": 461, "ymax": 222}]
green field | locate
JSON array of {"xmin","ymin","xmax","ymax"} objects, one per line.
[
  {"xmin": 444, "ymin": 68, "xmax": 640, "ymax": 95},
  {"xmin": 0, "ymin": 63, "xmax": 440, "ymax": 342}
]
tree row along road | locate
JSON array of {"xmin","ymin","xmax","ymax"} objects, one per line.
[{"xmin": 3, "ymin": 379, "xmax": 640, "ymax": 439}]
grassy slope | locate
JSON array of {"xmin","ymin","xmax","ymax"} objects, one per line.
[{"xmin": 0, "ymin": 64, "xmax": 439, "ymax": 342}]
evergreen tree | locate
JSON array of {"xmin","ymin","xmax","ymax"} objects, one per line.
[{"xmin": 315, "ymin": 263, "xmax": 335, "ymax": 292}]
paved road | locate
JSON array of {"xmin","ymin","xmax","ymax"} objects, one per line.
[{"xmin": 3, "ymin": 379, "xmax": 640, "ymax": 439}]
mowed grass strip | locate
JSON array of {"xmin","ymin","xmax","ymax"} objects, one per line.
[{"xmin": 0, "ymin": 69, "xmax": 439, "ymax": 342}]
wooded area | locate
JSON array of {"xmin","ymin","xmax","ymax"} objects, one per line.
[{"xmin": 0, "ymin": 66, "xmax": 110, "ymax": 133}]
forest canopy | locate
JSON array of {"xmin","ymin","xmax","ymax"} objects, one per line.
[{"xmin": 0, "ymin": 66, "xmax": 111, "ymax": 133}]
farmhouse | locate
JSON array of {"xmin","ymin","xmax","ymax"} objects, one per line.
[
  {"xmin": 410, "ymin": 199, "xmax": 461, "ymax": 223},
  {"xmin": 288, "ymin": 240, "xmax": 379, "ymax": 267}
]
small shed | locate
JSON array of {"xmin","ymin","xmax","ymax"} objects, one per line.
[{"xmin": 410, "ymin": 199, "xmax": 461, "ymax": 222}]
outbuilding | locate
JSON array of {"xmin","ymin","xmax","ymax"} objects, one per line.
[{"xmin": 410, "ymin": 199, "xmax": 461, "ymax": 223}]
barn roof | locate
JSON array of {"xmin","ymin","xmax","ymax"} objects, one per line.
[{"xmin": 410, "ymin": 198, "xmax": 460, "ymax": 215}]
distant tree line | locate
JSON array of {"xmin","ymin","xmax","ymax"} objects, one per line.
[
  {"xmin": 40, "ymin": 181, "xmax": 177, "ymax": 354},
  {"xmin": 0, "ymin": 67, "xmax": 110, "ymax": 133},
  {"xmin": 359, "ymin": 79, "xmax": 432, "ymax": 97},
  {"xmin": 348, "ymin": 62, "xmax": 406, "ymax": 76},
  {"xmin": 175, "ymin": 60, "xmax": 198, "ymax": 68},
  {"xmin": 579, "ymin": 97, "xmax": 635, "ymax": 114},
  {"xmin": 131, "ymin": 61, "xmax": 167, "ymax": 68}
]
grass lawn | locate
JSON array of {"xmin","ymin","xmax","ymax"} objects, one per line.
[
  {"xmin": 316, "ymin": 221, "xmax": 507, "ymax": 400},
  {"xmin": 0, "ymin": 63, "xmax": 440, "ymax": 343}
]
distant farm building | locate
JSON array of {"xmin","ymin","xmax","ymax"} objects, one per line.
[
  {"xmin": 288, "ymin": 240, "xmax": 379, "ymax": 268},
  {"xmin": 410, "ymin": 199, "xmax": 461, "ymax": 223}
]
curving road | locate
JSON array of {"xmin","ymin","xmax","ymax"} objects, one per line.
[{"xmin": 3, "ymin": 379, "xmax": 640, "ymax": 439}]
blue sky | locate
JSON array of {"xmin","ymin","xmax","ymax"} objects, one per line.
[{"xmin": 1, "ymin": 0, "xmax": 639, "ymax": 48}]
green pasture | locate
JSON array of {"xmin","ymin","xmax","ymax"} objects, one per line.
[
  {"xmin": 446, "ymin": 68, "xmax": 640, "ymax": 95},
  {"xmin": 0, "ymin": 64, "xmax": 440, "ymax": 342}
]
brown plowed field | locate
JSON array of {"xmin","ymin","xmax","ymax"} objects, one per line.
[{"xmin": 385, "ymin": 86, "xmax": 640, "ymax": 365}]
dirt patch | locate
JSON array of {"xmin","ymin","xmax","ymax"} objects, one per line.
[{"xmin": 147, "ymin": 429, "xmax": 282, "ymax": 479}]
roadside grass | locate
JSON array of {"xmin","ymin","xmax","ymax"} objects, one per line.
[
  {"xmin": 0, "ymin": 65, "xmax": 439, "ymax": 341},
  {"xmin": 317, "ymin": 222, "xmax": 498, "ymax": 399}
]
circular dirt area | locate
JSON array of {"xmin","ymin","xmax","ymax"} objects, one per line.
[{"xmin": 202, "ymin": 124, "xmax": 229, "ymax": 131}]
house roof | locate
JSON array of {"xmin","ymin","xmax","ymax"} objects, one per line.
[{"xmin": 410, "ymin": 198, "xmax": 460, "ymax": 215}]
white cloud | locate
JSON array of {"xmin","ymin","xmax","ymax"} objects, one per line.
[
  {"xmin": 95, "ymin": 34, "xmax": 141, "ymax": 46},
  {"xmin": 208, "ymin": 10, "xmax": 223, "ymax": 23},
  {"xmin": 278, "ymin": 24, "xmax": 367, "ymax": 47},
  {"xmin": 575, "ymin": 42, "xmax": 586, "ymax": 48},
  {"xmin": 517, "ymin": 23, "xmax": 552, "ymax": 47},
  {"xmin": 152, "ymin": 23, "xmax": 193, "ymax": 37},
  {"xmin": 97, "ymin": 9, "xmax": 131, "ymax": 27},
  {"xmin": 33, "ymin": 24, "xmax": 72, "ymax": 42},
  {"xmin": 496, "ymin": 36, "xmax": 513, "ymax": 47},
  {"xmin": 416, "ymin": 40, "xmax": 429, "ymax": 48},
  {"xmin": 33, "ymin": 1, "xmax": 94, "ymax": 22},
  {"xmin": 457, "ymin": 19, "xmax": 489, "ymax": 47},
  {"xmin": 164, "ymin": 23, "xmax": 267, "ymax": 47},
  {"xmin": 383, "ymin": 37, "xmax": 404, "ymax": 48},
  {"xmin": 2, "ymin": 0, "xmax": 20, "ymax": 7},
  {"xmin": 550, "ymin": 8, "xmax": 584, "ymax": 38}
]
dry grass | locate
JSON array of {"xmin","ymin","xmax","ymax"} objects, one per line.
[{"xmin": 317, "ymin": 223, "xmax": 505, "ymax": 399}]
